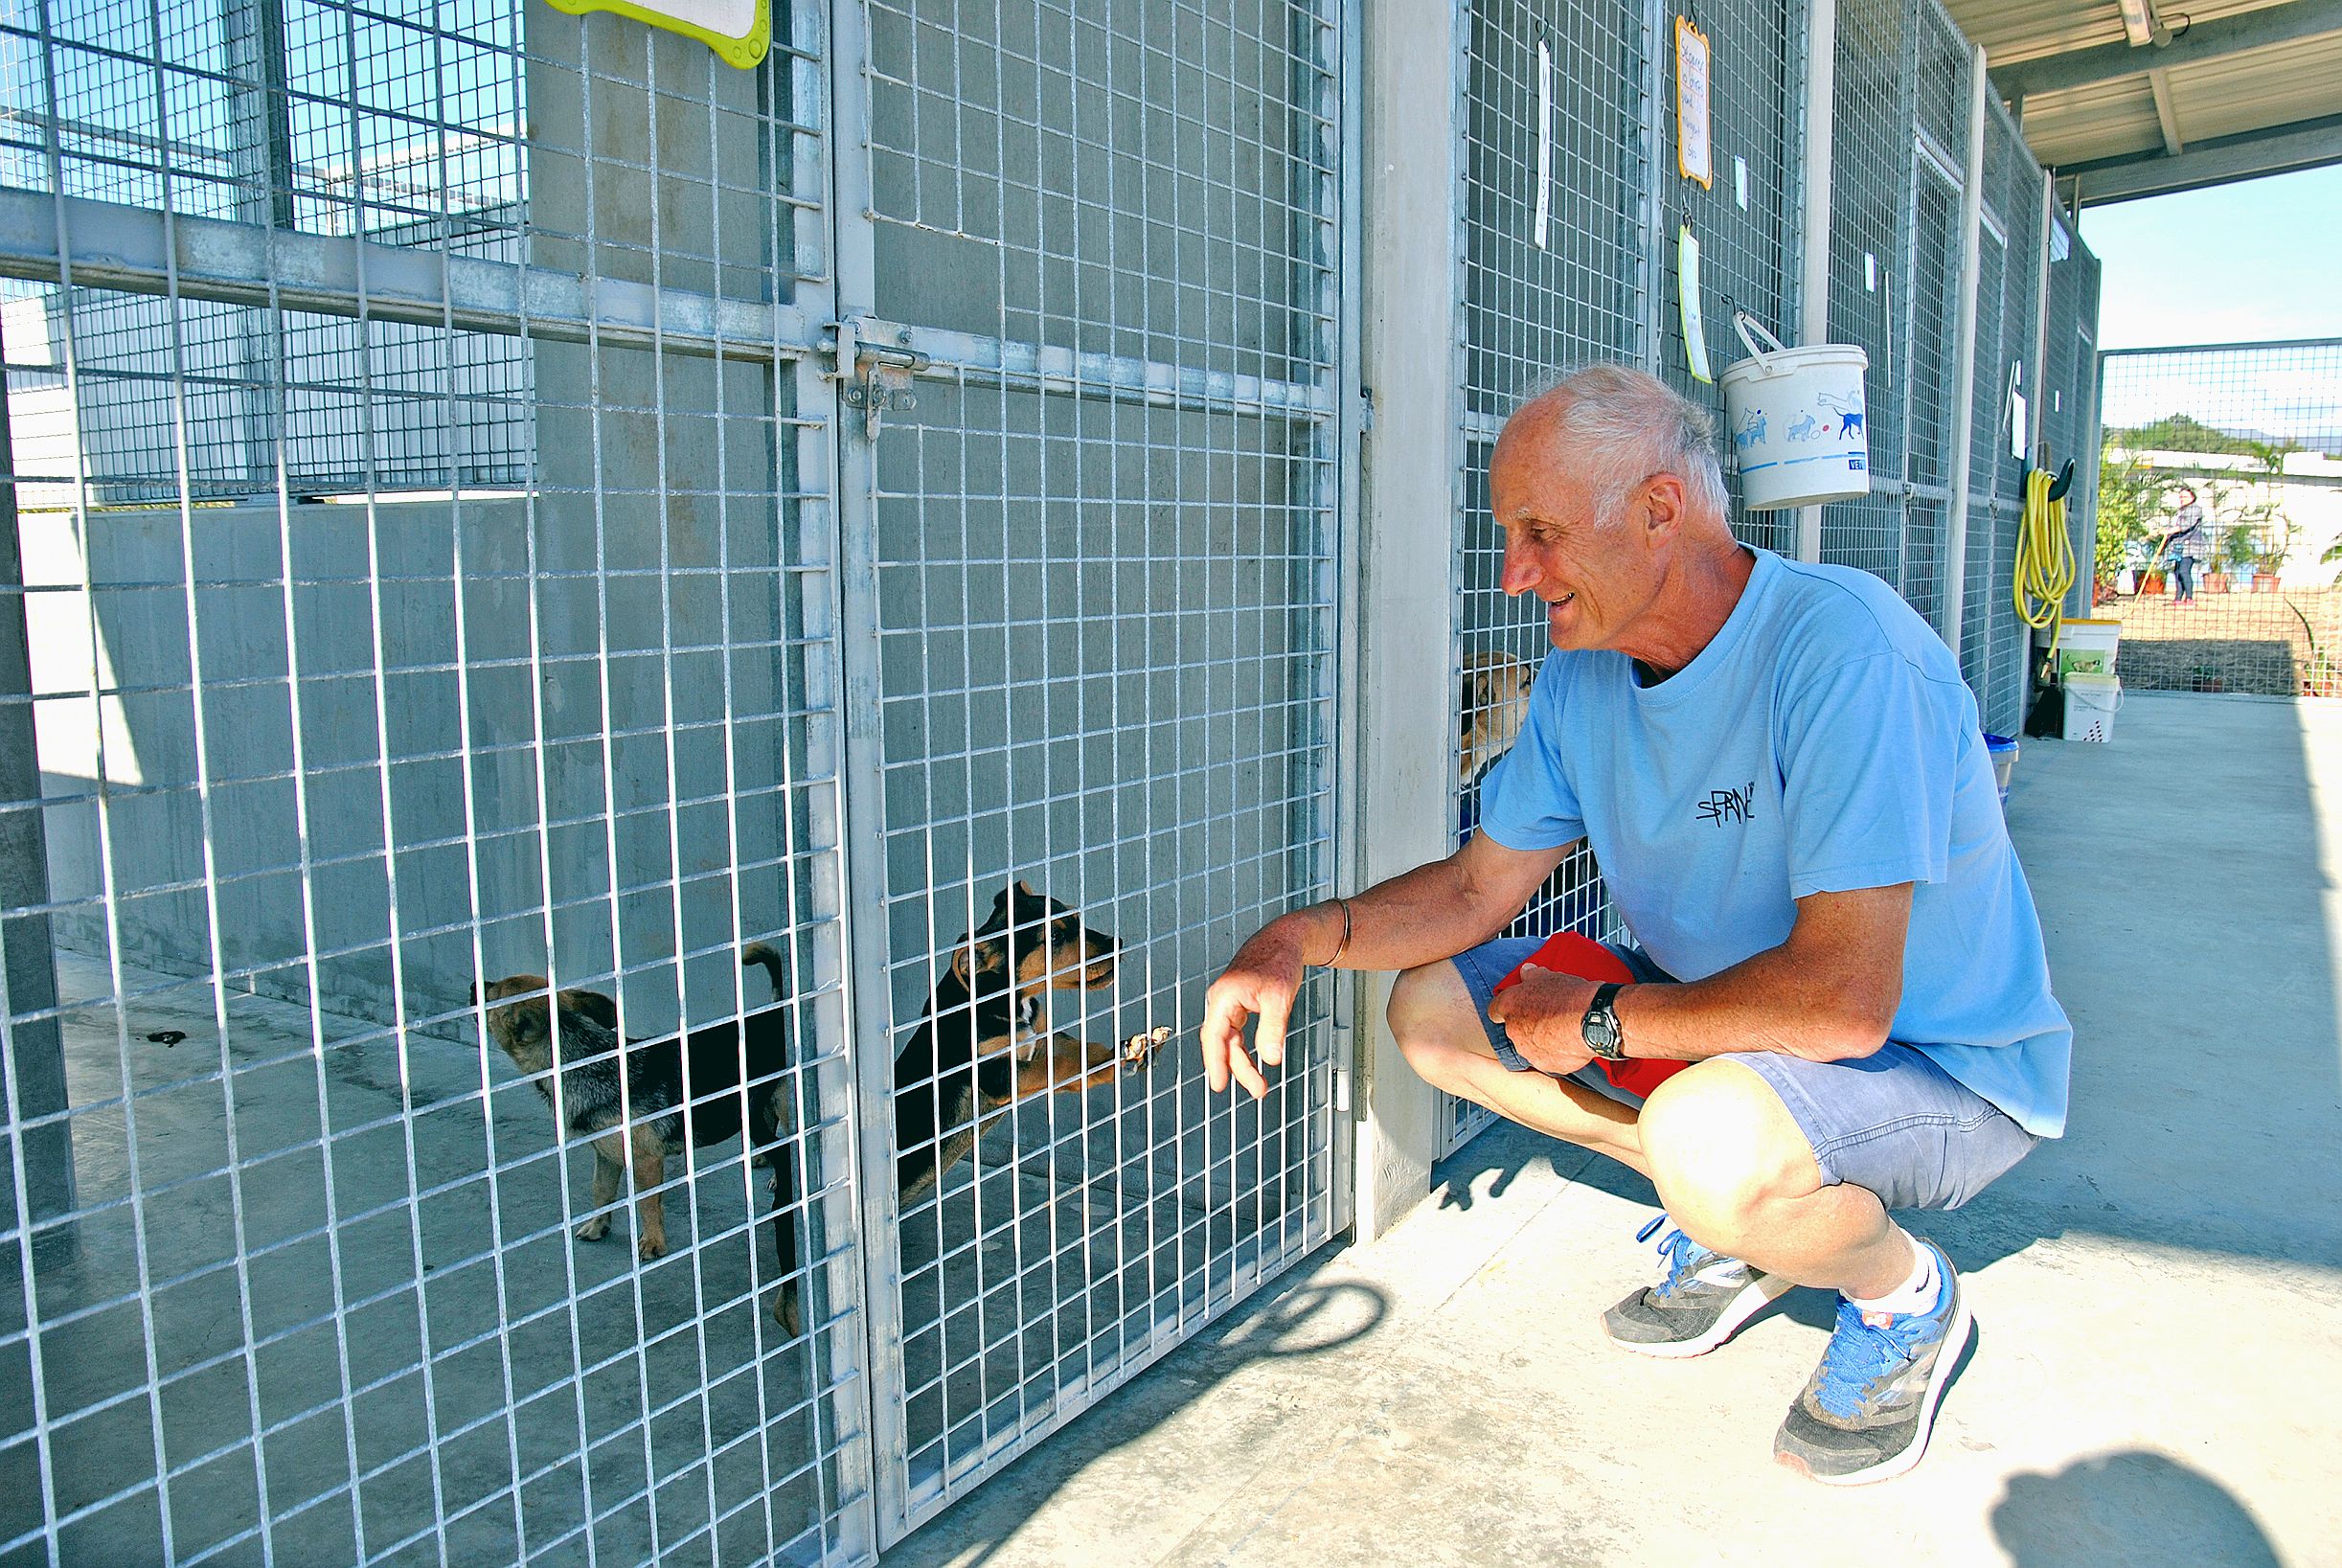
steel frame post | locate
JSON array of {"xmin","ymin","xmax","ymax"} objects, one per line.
[
  {"xmin": 1795, "ymin": 0, "xmax": 1838, "ymax": 565},
  {"xmin": 1940, "ymin": 38, "xmax": 1989, "ymax": 656},
  {"xmin": 1352, "ymin": 0, "xmax": 1465, "ymax": 1239}
]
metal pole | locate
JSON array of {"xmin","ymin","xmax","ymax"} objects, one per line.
[
  {"xmin": 1794, "ymin": 0, "xmax": 1838, "ymax": 565},
  {"xmin": 2029, "ymin": 166, "xmax": 2055, "ymax": 465},
  {"xmin": 1941, "ymin": 40, "xmax": 1990, "ymax": 656},
  {"xmin": 0, "ymin": 308, "xmax": 78, "ymax": 1252},
  {"xmin": 1352, "ymin": 0, "xmax": 1464, "ymax": 1239}
]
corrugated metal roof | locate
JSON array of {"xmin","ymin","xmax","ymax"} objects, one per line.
[{"xmin": 1946, "ymin": 0, "xmax": 2342, "ymax": 200}]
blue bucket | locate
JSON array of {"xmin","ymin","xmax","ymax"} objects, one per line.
[{"xmin": 1984, "ymin": 733, "xmax": 2018, "ymax": 807}]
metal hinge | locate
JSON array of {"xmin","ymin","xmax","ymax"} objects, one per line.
[
  {"xmin": 822, "ymin": 316, "xmax": 930, "ymax": 440},
  {"xmin": 1332, "ymin": 1063, "xmax": 1352, "ymax": 1115}
]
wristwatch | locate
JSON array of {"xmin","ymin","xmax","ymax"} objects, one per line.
[{"xmin": 1580, "ymin": 982, "xmax": 1629, "ymax": 1061}]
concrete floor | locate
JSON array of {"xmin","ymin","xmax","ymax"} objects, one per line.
[{"xmin": 886, "ymin": 691, "xmax": 2342, "ymax": 1568}]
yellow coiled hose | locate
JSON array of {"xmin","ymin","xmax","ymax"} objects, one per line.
[{"xmin": 2012, "ymin": 465, "xmax": 2074, "ymax": 670}]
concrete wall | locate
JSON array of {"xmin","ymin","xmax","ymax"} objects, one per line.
[{"xmin": 27, "ymin": 482, "xmax": 813, "ymax": 1037}]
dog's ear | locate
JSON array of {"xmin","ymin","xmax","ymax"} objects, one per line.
[
  {"xmin": 561, "ymin": 989, "xmax": 620, "ymax": 1031},
  {"xmin": 949, "ymin": 938, "xmax": 1007, "ymax": 988}
]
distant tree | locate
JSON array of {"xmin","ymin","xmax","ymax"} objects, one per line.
[{"xmin": 2120, "ymin": 412, "xmax": 2303, "ymax": 461}]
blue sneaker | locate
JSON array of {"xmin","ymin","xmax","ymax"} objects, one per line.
[
  {"xmin": 1774, "ymin": 1238, "xmax": 1973, "ymax": 1485},
  {"xmin": 1604, "ymin": 1216, "xmax": 1794, "ymax": 1357}
]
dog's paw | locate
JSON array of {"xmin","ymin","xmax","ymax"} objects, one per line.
[
  {"xmin": 576, "ymin": 1214, "xmax": 611, "ymax": 1242},
  {"xmin": 1121, "ymin": 1025, "xmax": 1173, "ymax": 1071},
  {"xmin": 637, "ymin": 1235, "xmax": 668, "ymax": 1261},
  {"xmin": 773, "ymin": 1284, "xmax": 804, "ymax": 1337}
]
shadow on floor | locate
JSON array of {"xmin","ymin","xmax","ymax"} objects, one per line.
[{"xmin": 1991, "ymin": 1450, "xmax": 2283, "ymax": 1567}]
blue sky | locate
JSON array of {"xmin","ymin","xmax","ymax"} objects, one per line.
[{"xmin": 2081, "ymin": 163, "xmax": 2342, "ymax": 350}]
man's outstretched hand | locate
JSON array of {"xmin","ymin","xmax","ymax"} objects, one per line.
[{"xmin": 1200, "ymin": 920, "xmax": 1309, "ymax": 1099}]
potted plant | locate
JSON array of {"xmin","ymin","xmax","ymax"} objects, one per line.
[{"xmin": 2217, "ymin": 524, "xmax": 2258, "ymax": 593}]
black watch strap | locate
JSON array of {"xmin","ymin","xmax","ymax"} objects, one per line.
[{"xmin": 1581, "ymin": 981, "xmax": 1628, "ymax": 1060}]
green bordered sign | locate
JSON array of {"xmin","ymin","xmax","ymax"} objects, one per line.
[{"xmin": 546, "ymin": 0, "xmax": 770, "ymax": 69}]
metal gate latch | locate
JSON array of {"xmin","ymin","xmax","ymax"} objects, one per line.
[{"xmin": 828, "ymin": 319, "xmax": 930, "ymax": 439}]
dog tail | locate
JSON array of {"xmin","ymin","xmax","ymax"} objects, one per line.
[{"xmin": 741, "ymin": 941, "xmax": 787, "ymax": 996}]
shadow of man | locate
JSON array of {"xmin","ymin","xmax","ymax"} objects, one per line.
[{"xmin": 1992, "ymin": 1450, "xmax": 2281, "ymax": 1567}]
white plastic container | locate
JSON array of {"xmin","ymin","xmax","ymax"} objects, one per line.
[
  {"xmin": 2062, "ymin": 672, "xmax": 2122, "ymax": 743},
  {"xmin": 2054, "ymin": 617, "xmax": 2122, "ymax": 679},
  {"xmin": 1717, "ymin": 312, "xmax": 1871, "ymax": 511}
]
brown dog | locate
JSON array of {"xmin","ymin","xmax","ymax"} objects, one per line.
[
  {"xmin": 893, "ymin": 883, "xmax": 1171, "ymax": 1208},
  {"xmin": 471, "ymin": 943, "xmax": 804, "ymax": 1331},
  {"xmin": 1460, "ymin": 649, "xmax": 1535, "ymax": 786}
]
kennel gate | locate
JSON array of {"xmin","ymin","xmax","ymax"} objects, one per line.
[
  {"xmin": 1, "ymin": 0, "xmax": 1355, "ymax": 1558},
  {"xmin": 2, "ymin": 0, "xmax": 875, "ymax": 1557},
  {"xmin": 830, "ymin": 0, "xmax": 1353, "ymax": 1534}
]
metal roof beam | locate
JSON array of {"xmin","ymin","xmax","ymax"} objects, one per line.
[
  {"xmin": 1993, "ymin": 0, "xmax": 2342, "ymax": 101},
  {"xmin": 2063, "ymin": 110, "xmax": 2342, "ymax": 204},
  {"xmin": 2147, "ymin": 67, "xmax": 2185, "ymax": 154}
]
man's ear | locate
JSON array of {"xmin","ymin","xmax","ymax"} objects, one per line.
[{"xmin": 1638, "ymin": 470, "xmax": 1690, "ymax": 541}]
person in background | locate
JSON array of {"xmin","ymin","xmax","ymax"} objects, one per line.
[{"xmin": 2159, "ymin": 487, "xmax": 2207, "ymax": 605}]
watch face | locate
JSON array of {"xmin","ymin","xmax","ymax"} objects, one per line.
[{"xmin": 1582, "ymin": 986, "xmax": 1626, "ymax": 1058}]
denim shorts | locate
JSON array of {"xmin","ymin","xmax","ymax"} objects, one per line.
[{"xmin": 1449, "ymin": 935, "xmax": 2039, "ymax": 1213}]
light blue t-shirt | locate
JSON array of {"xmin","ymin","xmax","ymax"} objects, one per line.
[{"xmin": 1478, "ymin": 549, "xmax": 2072, "ymax": 1137}]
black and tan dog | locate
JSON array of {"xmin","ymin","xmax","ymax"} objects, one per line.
[
  {"xmin": 471, "ymin": 943, "xmax": 805, "ymax": 1332},
  {"xmin": 894, "ymin": 882, "xmax": 1171, "ymax": 1207}
]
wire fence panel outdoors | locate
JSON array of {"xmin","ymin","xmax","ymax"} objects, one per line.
[
  {"xmin": 2097, "ymin": 339, "xmax": 2342, "ymax": 696},
  {"xmin": 1444, "ymin": 0, "xmax": 1652, "ymax": 1159},
  {"xmin": 1981, "ymin": 101, "xmax": 2041, "ymax": 735},
  {"xmin": 3, "ymin": 0, "xmax": 875, "ymax": 1561},
  {"xmin": 845, "ymin": 0, "xmax": 1346, "ymax": 1530},
  {"xmin": 1899, "ymin": 149, "xmax": 1964, "ymax": 630},
  {"xmin": 1, "ymin": 0, "xmax": 2108, "ymax": 1552},
  {"xmin": 1, "ymin": 0, "xmax": 534, "ymax": 501},
  {"xmin": 1817, "ymin": 0, "xmax": 1912, "ymax": 591},
  {"xmin": 1958, "ymin": 213, "xmax": 2004, "ymax": 697},
  {"xmin": 1672, "ymin": 0, "xmax": 1804, "ymax": 559}
]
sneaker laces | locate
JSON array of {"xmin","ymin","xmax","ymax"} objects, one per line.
[
  {"xmin": 1810, "ymin": 1295, "xmax": 1921, "ymax": 1419},
  {"xmin": 1634, "ymin": 1215, "xmax": 1748, "ymax": 1299}
]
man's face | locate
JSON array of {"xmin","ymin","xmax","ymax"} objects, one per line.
[{"xmin": 1489, "ymin": 436, "xmax": 1661, "ymax": 653}]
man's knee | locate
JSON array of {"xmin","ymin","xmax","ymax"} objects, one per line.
[
  {"xmin": 1639, "ymin": 1060, "xmax": 1821, "ymax": 1242},
  {"xmin": 1386, "ymin": 961, "xmax": 1482, "ymax": 1087}
]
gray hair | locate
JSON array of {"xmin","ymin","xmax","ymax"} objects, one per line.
[{"xmin": 1537, "ymin": 364, "xmax": 1730, "ymax": 520}]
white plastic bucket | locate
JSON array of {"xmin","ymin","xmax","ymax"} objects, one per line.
[
  {"xmin": 1984, "ymin": 732, "xmax": 2018, "ymax": 806},
  {"xmin": 2062, "ymin": 672, "xmax": 2122, "ymax": 743},
  {"xmin": 2054, "ymin": 617, "xmax": 2121, "ymax": 679},
  {"xmin": 1717, "ymin": 313, "xmax": 1871, "ymax": 511}
]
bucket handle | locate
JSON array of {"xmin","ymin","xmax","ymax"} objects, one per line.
[{"xmin": 1732, "ymin": 309, "xmax": 1786, "ymax": 366}]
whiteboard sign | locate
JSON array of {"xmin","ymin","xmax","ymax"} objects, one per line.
[{"xmin": 1676, "ymin": 18, "xmax": 1713, "ymax": 188}]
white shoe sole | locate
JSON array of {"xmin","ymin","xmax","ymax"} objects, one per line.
[
  {"xmin": 1789, "ymin": 1292, "xmax": 1977, "ymax": 1487},
  {"xmin": 1607, "ymin": 1270, "xmax": 1797, "ymax": 1359}
]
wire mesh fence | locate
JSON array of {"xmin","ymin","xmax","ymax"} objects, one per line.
[
  {"xmin": 845, "ymin": 0, "xmax": 1347, "ymax": 1525},
  {"xmin": 2097, "ymin": 339, "xmax": 2342, "ymax": 696},
  {"xmin": 5, "ymin": 0, "xmax": 1352, "ymax": 1557},
  {"xmin": 1445, "ymin": 0, "xmax": 1652, "ymax": 1159},
  {"xmin": 4, "ymin": 0, "xmax": 873, "ymax": 1557},
  {"xmin": 3, "ymin": 0, "xmax": 2104, "ymax": 1554}
]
